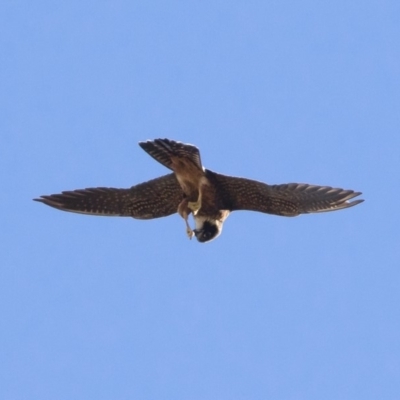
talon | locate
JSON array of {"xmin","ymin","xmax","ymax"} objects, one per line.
[
  {"xmin": 186, "ymin": 227, "xmax": 194, "ymax": 239},
  {"xmin": 185, "ymin": 218, "xmax": 195, "ymax": 239}
]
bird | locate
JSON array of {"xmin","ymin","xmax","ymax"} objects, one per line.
[{"xmin": 34, "ymin": 138, "xmax": 364, "ymax": 243}]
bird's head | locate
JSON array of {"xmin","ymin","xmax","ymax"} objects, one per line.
[{"xmin": 193, "ymin": 218, "xmax": 222, "ymax": 243}]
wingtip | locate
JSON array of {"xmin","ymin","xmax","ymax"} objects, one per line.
[
  {"xmin": 33, "ymin": 195, "xmax": 64, "ymax": 210},
  {"xmin": 338, "ymin": 190, "xmax": 364, "ymax": 210},
  {"xmin": 348, "ymin": 198, "xmax": 364, "ymax": 207},
  {"xmin": 33, "ymin": 196, "xmax": 49, "ymax": 204}
]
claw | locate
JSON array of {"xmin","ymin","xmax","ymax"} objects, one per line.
[
  {"xmin": 186, "ymin": 226, "xmax": 195, "ymax": 240},
  {"xmin": 184, "ymin": 217, "xmax": 195, "ymax": 240}
]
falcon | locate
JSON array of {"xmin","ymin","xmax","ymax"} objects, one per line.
[{"xmin": 34, "ymin": 139, "xmax": 364, "ymax": 243}]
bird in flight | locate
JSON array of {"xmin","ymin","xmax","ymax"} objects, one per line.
[{"xmin": 35, "ymin": 139, "xmax": 363, "ymax": 243}]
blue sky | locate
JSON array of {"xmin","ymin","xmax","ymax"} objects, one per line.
[{"xmin": 1, "ymin": 1, "xmax": 399, "ymax": 399}]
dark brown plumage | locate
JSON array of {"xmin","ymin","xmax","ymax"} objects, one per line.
[
  {"xmin": 35, "ymin": 174, "xmax": 181, "ymax": 219},
  {"xmin": 35, "ymin": 139, "xmax": 363, "ymax": 242}
]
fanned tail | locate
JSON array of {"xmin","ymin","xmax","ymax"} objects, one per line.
[{"xmin": 139, "ymin": 138, "xmax": 203, "ymax": 170}]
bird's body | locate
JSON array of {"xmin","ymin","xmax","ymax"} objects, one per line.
[{"xmin": 35, "ymin": 139, "xmax": 363, "ymax": 243}]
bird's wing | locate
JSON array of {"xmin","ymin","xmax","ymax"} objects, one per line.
[
  {"xmin": 210, "ymin": 172, "xmax": 363, "ymax": 216},
  {"xmin": 139, "ymin": 139, "xmax": 203, "ymax": 170},
  {"xmin": 34, "ymin": 173, "xmax": 183, "ymax": 219}
]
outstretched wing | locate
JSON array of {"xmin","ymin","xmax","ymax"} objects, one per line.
[
  {"xmin": 210, "ymin": 172, "xmax": 363, "ymax": 216},
  {"xmin": 34, "ymin": 173, "xmax": 183, "ymax": 219}
]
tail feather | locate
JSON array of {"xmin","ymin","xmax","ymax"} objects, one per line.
[{"xmin": 139, "ymin": 139, "xmax": 203, "ymax": 171}]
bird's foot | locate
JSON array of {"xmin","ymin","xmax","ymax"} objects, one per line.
[
  {"xmin": 186, "ymin": 226, "xmax": 195, "ymax": 240},
  {"xmin": 188, "ymin": 200, "xmax": 201, "ymax": 215}
]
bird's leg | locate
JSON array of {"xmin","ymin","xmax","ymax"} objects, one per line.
[
  {"xmin": 188, "ymin": 178, "xmax": 206, "ymax": 215},
  {"xmin": 184, "ymin": 219, "xmax": 195, "ymax": 239},
  {"xmin": 178, "ymin": 198, "xmax": 194, "ymax": 239}
]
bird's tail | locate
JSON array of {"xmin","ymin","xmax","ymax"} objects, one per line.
[{"xmin": 139, "ymin": 139, "xmax": 203, "ymax": 171}]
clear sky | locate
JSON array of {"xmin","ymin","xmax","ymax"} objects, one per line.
[{"xmin": 1, "ymin": 1, "xmax": 399, "ymax": 399}]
